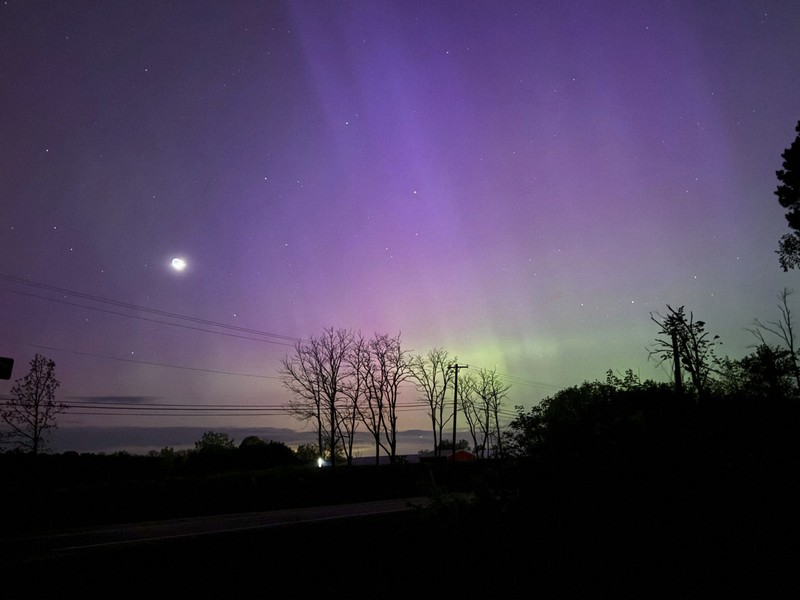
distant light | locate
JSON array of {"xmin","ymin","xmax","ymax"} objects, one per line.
[
  {"xmin": 317, "ymin": 457, "xmax": 324, "ymax": 468},
  {"xmin": 171, "ymin": 257, "xmax": 187, "ymax": 271}
]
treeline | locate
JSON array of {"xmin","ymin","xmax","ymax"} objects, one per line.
[
  {"xmin": 445, "ymin": 298, "xmax": 800, "ymax": 597},
  {"xmin": 503, "ymin": 368, "xmax": 798, "ymax": 467},
  {"xmin": 0, "ymin": 433, "xmax": 441, "ymax": 535},
  {"xmin": 461, "ymin": 370, "xmax": 799, "ymax": 599},
  {"xmin": 0, "ymin": 431, "xmax": 308, "ymax": 485},
  {"xmin": 497, "ymin": 293, "xmax": 799, "ymax": 463}
]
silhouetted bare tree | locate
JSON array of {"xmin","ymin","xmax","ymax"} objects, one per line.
[
  {"xmin": 650, "ymin": 306, "xmax": 721, "ymax": 399},
  {"xmin": 280, "ymin": 339, "xmax": 325, "ymax": 459},
  {"xmin": 460, "ymin": 368, "xmax": 510, "ymax": 458},
  {"xmin": 750, "ymin": 288, "xmax": 800, "ymax": 390},
  {"xmin": 409, "ymin": 348, "xmax": 454, "ymax": 458},
  {"xmin": 280, "ymin": 327, "xmax": 354, "ymax": 467},
  {"xmin": 1, "ymin": 354, "xmax": 66, "ymax": 454},
  {"xmin": 482, "ymin": 368, "xmax": 510, "ymax": 457},
  {"xmin": 458, "ymin": 374, "xmax": 480, "ymax": 455},
  {"xmin": 339, "ymin": 333, "xmax": 370, "ymax": 465},
  {"xmin": 355, "ymin": 332, "xmax": 411, "ymax": 464}
]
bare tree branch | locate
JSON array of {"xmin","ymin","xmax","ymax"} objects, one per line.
[
  {"xmin": 409, "ymin": 348, "xmax": 454, "ymax": 458},
  {"xmin": 1, "ymin": 354, "xmax": 66, "ymax": 454}
]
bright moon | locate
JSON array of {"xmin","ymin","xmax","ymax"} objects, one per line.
[{"xmin": 171, "ymin": 258, "xmax": 187, "ymax": 271}]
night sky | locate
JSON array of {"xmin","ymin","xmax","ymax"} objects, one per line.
[{"xmin": 2, "ymin": 0, "xmax": 799, "ymax": 454}]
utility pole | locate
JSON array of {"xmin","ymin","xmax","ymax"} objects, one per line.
[{"xmin": 448, "ymin": 363, "xmax": 468, "ymax": 461}]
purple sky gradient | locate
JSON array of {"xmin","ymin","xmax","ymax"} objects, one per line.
[{"xmin": 2, "ymin": 0, "xmax": 799, "ymax": 454}]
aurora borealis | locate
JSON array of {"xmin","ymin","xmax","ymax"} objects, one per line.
[{"xmin": 2, "ymin": 0, "xmax": 799, "ymax": 454}]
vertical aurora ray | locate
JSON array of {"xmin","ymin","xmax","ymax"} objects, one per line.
[{"xmin": 0, "ymin": 0, "xmax": 798, "ymax": 449}]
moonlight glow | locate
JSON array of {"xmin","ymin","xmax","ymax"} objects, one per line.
[{"xmin": 171, "ymin": 258, "xmax": 187, "ymax": 271}]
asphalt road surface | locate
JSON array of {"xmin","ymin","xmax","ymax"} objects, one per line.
[
  {"xmin": 4, "ymin": 497, "xmax": 430, "ymax": 560},
  {"xmin": 3, "ymin": 497, "xmax": 435, "ymax": 599}
]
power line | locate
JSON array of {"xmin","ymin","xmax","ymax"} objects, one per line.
[
  {"xmin": 62, "ymin": 411, "xmax": 292, "ymax": 417},
  {"xmin": 10, "ymin": 342, "xmax": 552, "ymax": 417},
  {"xmin": 2, "ymin": 274, "xmax": 566, "ymax": 397},
  {"xmin": 17, "ymin": 342, "xmax": 281, "ymax": 379},
  {"xmin": 25, "ymin": 397, "xmax": 432, "ymax": 411},
  {"xmin": 455, "ymin": 359, "xmax": 563, "ymax": 392},
  {"xmin": 2, "ymin": 288, "xmax": 297, "ymax": 346},
  {"xmin": 66, "ymin": 404, "xmax": 289, "ymax": 411},
  {"xmin": 0, "ymin": 273, "xmax": 301, "ymax": 345}
]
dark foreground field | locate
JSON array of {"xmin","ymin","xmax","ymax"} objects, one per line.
[{"xmin": 2, "ymin": 456, "xmax": 798, "ymax": 599}]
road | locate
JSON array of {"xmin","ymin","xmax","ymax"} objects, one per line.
[
  {"xmin": 3, "ymin": 497, "xmax": 441, "ymax": 599},
  {"xmin": 3, "ymin": 496, "xmax": 431, "ymax": 564}
]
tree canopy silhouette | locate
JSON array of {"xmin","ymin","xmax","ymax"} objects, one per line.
[
  {"xmin": 775, "ymin": 120, "xmax": 800, "ymax": 270},
  {"xmin": 194, "ymin": 430, "xmax": 236, "ymax": 453}
]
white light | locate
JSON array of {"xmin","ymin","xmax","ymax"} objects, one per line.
[{"xmin": 171, "ymin": 258, "xmax": 187, "ymax": 271}]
